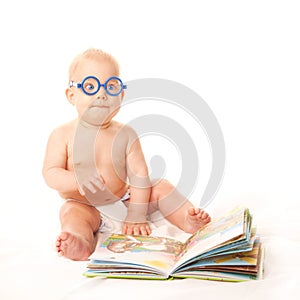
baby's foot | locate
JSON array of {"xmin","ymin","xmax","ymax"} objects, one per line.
[
  {"xmin": 56, "ymin": 232, "xmax": 92, "ymax": 261},
  {"xmin": 183, "ymin": 208, "xmax": 211, "ymax": 234}
]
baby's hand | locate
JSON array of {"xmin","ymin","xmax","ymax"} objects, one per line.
[
  {"xmin": 77, "ymin": 172, "xmax": 106, "ymax": 196},
  {"xmin": 122, "ymin": 222, "xmax": 151, "ymax": 236}
]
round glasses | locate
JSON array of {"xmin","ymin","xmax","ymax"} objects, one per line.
[{"xmin": 69, "ymin": 76, "xmax": 127, "ymax": 96}]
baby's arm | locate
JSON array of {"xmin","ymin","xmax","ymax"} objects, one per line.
[
  {"xmin": 123, "ymin": 131, "xmax": 152, "ymax": 235},
  {"xmin": 43, "ymin": 126, "xmax": 109, "ymax": 197},
  {"xmin": 42, "ymin": 127, "xmax": 78, "ymax": 193}
]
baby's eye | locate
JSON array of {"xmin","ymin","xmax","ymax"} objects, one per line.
[
  {"xmin": 85, "ymin": 83, "xmax": 95, "ymax": 90},
  {"xmin": 107, "ymin": 84, "xmax": 117, "ymax": 91}
]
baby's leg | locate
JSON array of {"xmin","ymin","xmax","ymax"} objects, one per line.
[
  {"xmin": 56, "ymin": 200, "xmax": 101, "ymax": 261},
  {"xmin": 149, "ymin": 179, "xmax": 211, "ymax": 233}
]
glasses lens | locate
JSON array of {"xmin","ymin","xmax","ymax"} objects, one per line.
[
  {"xmin": 105, "ymin": 78, "xmax": 123, "ymax": 96},
  {"xmin": 82, "ymin": 77, "xmax": 100, "ymax": 95}
]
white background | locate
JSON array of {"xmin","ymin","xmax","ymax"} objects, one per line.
[{"xmin": 0, "ymin": 0, "xmax": 299, "ymax": 243}]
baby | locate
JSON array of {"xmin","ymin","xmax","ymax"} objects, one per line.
[{"xmin": 42, "ymin": 48, "xmax": 211, "ymax": 261}]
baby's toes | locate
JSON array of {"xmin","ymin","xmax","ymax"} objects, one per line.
[
  {"xmin": 59, "ymin": 232, "xmax": 70, "ymax": 241},
  {"xmin": 199, "ymin": 210, "xmax": 208, "ymax": 219},
  {"xmin": 194, "ymin": 208, "xmax": 201, "ymax": 215},
  {"xmin": 188, "ymin": 207, "xmax": 196, "ymax": 216},
  {"xmin": 199, "ymin": 212, "xmax": 211, "ymax": 225},
  {"xmin": 56, "ymin": 236, "xmax": 62, "ymax": 247},
  {"xmin": 203, "ymin": 215, "xmax": 211, "ymax": 224}
]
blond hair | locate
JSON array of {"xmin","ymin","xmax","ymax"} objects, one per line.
[{"xmin": 68, "ymin": 48, "xmax": 120, "ymax": 80}]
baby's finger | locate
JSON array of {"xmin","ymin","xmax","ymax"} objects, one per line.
[
  {"xmin": 145, "ymin": 225, "xmax": 152, "ymax": 235},
  {"xmin": 78, "ymin": 185, "xmax": 86, "ymax": 196},
  {"xmin": 123, "ymin": 224, "xmax": 133, "ymax": 235},
  {"xmin": 140, "ymin": 224, "xmax": 151, "ymax": 236},
  {"xmin": 98, "ymin": 174, "xmax": 106, "ymax": 191},
  {"xmin": 122, "ymin": 224, "xmax": 127, "ymax": 234},
  {"xmin": 84, "ymin": 181, "xmax": 97, "ymax": 193},
  {"xmin": 133, "ymin": 226, "xmax": 140, "ymax": 236},
  {"xmin": 140, "ymin": 226, "xmax": 148, "ymax": 236},
  {"xmin": 99, "ymin": 174, "xmax": 106, "ymax": 184},
  {"xmin": 90, "ymin": 176, "xmax": 105, "ymax": 191}
]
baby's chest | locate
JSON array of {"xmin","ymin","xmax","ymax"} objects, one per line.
[
  {"xmin": 67, "ymin": 135, "xmax": 127, "ymax": 168},
  {"xmin": 94, "ymin": 140, "xmax": 127, "ymax": 169}
]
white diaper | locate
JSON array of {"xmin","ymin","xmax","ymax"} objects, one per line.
[{"xmin": 96, "ymin": 190, "xmax": 131, "ymax": 233}]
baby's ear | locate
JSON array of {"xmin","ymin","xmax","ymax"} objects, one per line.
[
  {"xmin": 121, "ymin": 89, "xmax": 125, "ymax": 101},
  {"xmin": 65, "ymin": 88, "xmax": 75, "ymax": 105}
]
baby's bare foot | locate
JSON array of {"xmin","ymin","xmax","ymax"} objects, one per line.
[
  {"xmin": 184, "ymin": 208, "xmax": 211, "ymax": 234},
  {"xmin": 56, "ymin": 232, "xmax": 92, "ymax": 261}
]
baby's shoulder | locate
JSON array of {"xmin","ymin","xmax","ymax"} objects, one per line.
[
  {"xmin": 113, "ymin": 121, "xmax": 138, "ymax": 140},
  {"xmin": 49, "ymin": 120, "xmax": 77, "ymax": 140}
]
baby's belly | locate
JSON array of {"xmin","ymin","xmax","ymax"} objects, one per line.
[{"xmin": 65, "ymin": 152, "xmax": 128, "ymax": 205}]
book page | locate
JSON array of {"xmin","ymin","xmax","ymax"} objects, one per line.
[
  {"xmin": 89, "ymin": 234, "xmax": 185, "ymax": 274},
  {"xmin": 172, "ymin": 207, "xmax": 248, "ymax": 271}
]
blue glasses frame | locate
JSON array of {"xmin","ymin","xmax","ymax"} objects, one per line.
[{"xmin": 69, "ymin": 76, "xmax": 127, "ymax": 96}]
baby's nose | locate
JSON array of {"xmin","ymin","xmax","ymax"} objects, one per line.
[{"xmin": 97, "ymin": 89, "xmax": 107, "ymax": 100}]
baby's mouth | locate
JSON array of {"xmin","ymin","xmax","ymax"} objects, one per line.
[
  {"xmin": 91, "ymin": 105, "xmax": 109, "ymax": 108},
  {"xmin": 90, "ymin": 101, "xmax": 110, "ymax": 108}
]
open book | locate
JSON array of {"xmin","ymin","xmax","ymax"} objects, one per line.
[{"xmin": 84, "ymin": 206, "xmax": 264, "ymax": 282}]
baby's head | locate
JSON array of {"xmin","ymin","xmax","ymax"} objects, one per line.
[
  {"xmin": 66, "ymin": 48, "xmax": 125, "ymax": 127},
  {"xmin": 68, "ymin": 48, "xmax": 120, "ymax": 82}
]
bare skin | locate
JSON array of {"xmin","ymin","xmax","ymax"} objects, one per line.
[
  {"xmin": 184, "ymin": 208, "xmax": 211, "ymax": 234},
  {"xmin": 56, "ymin": 201, "xmax": 101, "ymax": 260},
  {"xmin": 43, "ymin": 49, "xmax": 211, "ymax": 261}
]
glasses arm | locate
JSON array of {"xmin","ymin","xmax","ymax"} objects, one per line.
[{"xmin": 69, "ymin": 81, "xmax": 82, "ymax": 88}]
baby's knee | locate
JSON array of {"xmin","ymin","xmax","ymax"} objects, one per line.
[
  {"xmin": 152, "ymin": 178, "xmax": 173, "ymax": 190},
  {"xmin": 59, "ymin": 200, "xmax": 101, "ymax": 229},
  {"xmin": 59, "ymin": 201, "xmax": 79, "ymax": 219},
  {"xmin": 59, "ymin": 200, "xmax": 96, "ymax": 219},
  {"xmin": 151, "ymin": 178, "xmax": 175, "ymax": 197}
]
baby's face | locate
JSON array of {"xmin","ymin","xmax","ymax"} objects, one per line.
[{"xmin": 69, "ymin": 58, "xmax": 123, "ymax": 126}]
